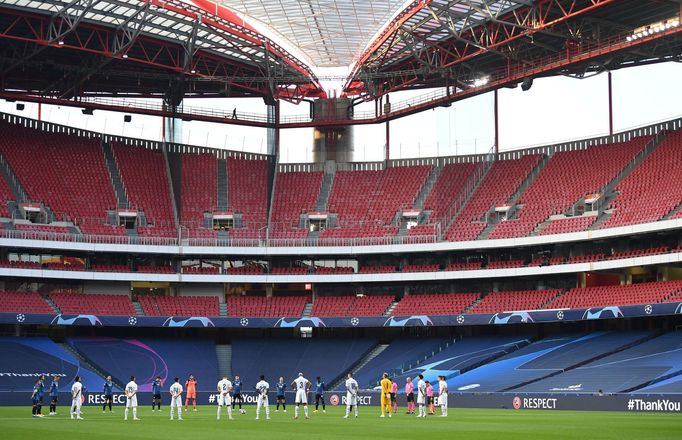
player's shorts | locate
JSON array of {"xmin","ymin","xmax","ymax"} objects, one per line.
[
  {"xmin": 277, "ymin": 394, "xmax": 285, "ymax": 401},
  {"xmin": 170, "ymin": 396, "xmax": 182, "ymax": 407},
  {"xmin": 257, "ymin": 395, "xmax": 269, "ymax": 406},
  {"xmin": 406, "ymin": 393, "xmax": 414, "ymax": 403},
  {"xmin": 390, "ymin": 392, "xmax": 396, "ymax": 403},
  {"xmin": 104, "ymin": 394, "xmax": 113, "ymax": 402},
  {"xmin": 126, "ymin": 396, "xmax": 138, "ymax": 408},
  {"xmin": 439, "ymin": 394, "xmax": 448, "ymax": 407},
  {"xmin": 72, "ymin": 398, "xmax": 82, "ymax": 409},
  {"xmin": 51, "ymin": 396, "xmax": 58, "ymax": 404},
  {"xmin": 428, "ymin": 396, "xmax": 434, "ymax": 405},
  {"xmin": 187, "ymin": 392, "xmax": 196, "ymax": 399},
  {"xmin": 153, "ymin": 393, "xmax": 161, "ymax": 401},
  {"xmin": 381, "ymin": 394, "xmax": 390, "ymax": 405},
  {"xmin": 217, "ymin": 394, "xmax": 232, "ymax": 406},
  {"xmin": 417, "ymin": 394, "xmax": 425, "ymax": 405},
  {"xmin": 295, "ymin": 390, "xmax": 307, "ymax": 404},
  {"xmin": 346, "ymin": 392, "xmax": 357, "ymax": 406},
  {"xmin": 232, "ymin": 393, "xmax": 242, "ymax": 401}
]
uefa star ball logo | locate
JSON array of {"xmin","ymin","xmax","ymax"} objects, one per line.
[
  {"xmin": 329, "ymin": 395, "xmax": 340, "ymax": 406},
  {"xmin": 512, "ymin": 396, "xmax": 521, "ymax": 410},
  {"xmin": 16, "ymin": 313, "xmax": 25, "ymax": 323},
  {"xmin": 350, "ymin": 317, "xmax": 359, "ymax": 326},
  {"xmin": 644, "ymin": 305, "xmax": 653, "ymax": 315},
  {"xmin": 128, "ymin": 316, "xmax": 137, "ymax": 326},
  {"xmin": 240, "ymin": 318, "xmax": 249, "ymax": 326},
  {"xmin": 556, "ymin": 311, "xmax": 564, "ymax": 320},
  {"xmin": 457, "ymin": 315, "xmax": 465, "ymax": 324}
]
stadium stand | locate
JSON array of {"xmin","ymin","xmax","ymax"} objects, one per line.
[
  {"xmin": 422, "ymin": 162, "xmax": 477, "ymax": 221},
  {"xmin": 513, "ymin": 331, "xmax": 681, "ymax": 393},
  {"xmin": 137, "ymin": 295, "xmax": 220, "ymax": 316},
  {"xmin": 0, "ymin": 291, "xmax": 53, "ymax": 314},
  {"xmin": 538, "ymin": 215, "xmax": 597, "ymax": 235},
  {"xmin": 445, "ymin": 332, "xmax": 652, "ymax": 392},
  {"xmin": 79, "ymin": 224, "xmax": 128, "ymax": 237},
  {"xmin": 486, "ymin": 259, "xmax": 524, "ymax": 269},
  {"xmin": 0, "ymin": 122, "xmax": 117, "ymax": 224},
  {"xmin": 547, "ymin": 280, "xmax": 682, "ymax": 309},
  {"xmin": 137, "ymin": 265, "xmax": 175, "ymax": 274},
  {"xmin": 0, "ymin": 337, "xmax": 104, "ymax": 392},
  {"xmin": 227, "ymin": 157, "xmax": 268, "ymax": 228},
  {"xmin": 270, "ymin": 171, "xmax": 322, "ymax": 228},
  {"xmin": 359, "ymin": 264, "xmax": 397, "ymax": 273},
  {"xmin": 180, "ymin": 152, "xmax": 217, "ymax": 234},
  {"xmin": 601, "ymin": 129, "xmax": 682, "ymax": 228},
  {"xmin": 231, "ymin": 338, "xmax": 376, "ymax": 388},
  {"xmin": 392, "ymin": 335, "xmax": 532, "ymax": 390},
  {"xmin": 271, "ymin": 266, "xmax": 309, "ymax": 275},
  {"xmin": 326, "ymin": 165, "xmax": 431, "ymax": 227},
  {"xmin": 182, "ymin": 265, "xmax": 221, "ymax": 274},
  {"xmin": 111, "ymin": 142, "xmax": 175, "ymax": 234},
  {"xmin": 0, "ymin": 259, "xmax": 41, "ymax": 269},
  {"xmin": 91, "ymin": 264, "xmax": 129, "ymax": 272},
  {"xmin": 311, "ymin": 295, "xmax": 392, "ymax": 317},
  {"xmin": 469, "ymin": 289, "xmax": 561, "ymax": 314},
  {"xmin": 402, "ymin": 264, "xmax": 440, "ymax": 273},
  {"xmin": 391, "ymin": 292, "xmax": 479, "ymax": 316},
  {"xmin": 67, "ymin": 337, "xmax": 218, "ymax": 391},
  {"xmin": 0, "ymin": 173, "xmax": 14, "ymax": 218},
  {"xmin": 488, "ymin": 138, "xmax": 649, "ymax": 239},
  {"xmin": 49, "ymin": 292, "xmax": 135, "ymax": 316},
  {"xmin": 225, "ymin": 265, "xmax": 265, "ymax": 274},
  {"xmin": 445, "ymin": 155, "xmax": 542, "ymax": 241},
  {"xmin": 227, "ymin": 295, "xmax": 308, "ymax": 317},
  {"xmin": 445, "ymin": 262, "xmax": 482, "ymax": 271},
  {"xmin": 315, "ymin": 266, "xmax": 354, "ymax": 274}
]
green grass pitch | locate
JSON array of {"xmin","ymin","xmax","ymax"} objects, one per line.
[{"xmin": 3, "ymin": 405, "xmax": 681, "ymax": 440}]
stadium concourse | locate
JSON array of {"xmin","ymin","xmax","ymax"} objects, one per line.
[{"xmin": 1, "ymin": 1, "xmax": 682, "ymax": 435}]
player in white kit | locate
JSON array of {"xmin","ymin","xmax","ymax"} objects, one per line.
[
  {"xmin": 255, "ymin": 375, "xmax": 270, "ymax": 420},
  {"xmin": 291, "ymin": 372, "xmax": 311, "ymax": 420},
  {"xmin": 124, "ymin": 376, "xmax": 139, "ymax": 421},
  {"xmin": 343, "ymin": 372, "xmax": 358, "ymax": 419},
  {"xmin": 70, "ymin": 376, "xmax": 83, "ymax": 420},
  {"xmin": 169, "ymin": 377, "xmax": 183, "ymax": 420},
  {"xmin": 216, "ymin": 376, "xmax": 234, "ymax": 420},
  {"xmin": 416, "ymin": 374, "xmax": 427, "ymax": 418},
  {"xmin": 438, "ymin": 376, "xmax": 448, "ymax": 417}
]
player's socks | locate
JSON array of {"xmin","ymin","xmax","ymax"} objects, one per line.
[
  {"xmin": 133, "ymin": 408, "xmax": 138, "ymax": 420},
  {"xmin": 217, "ymin": 406, "xmax": 221, "ymax": 420},
  {"xmin": 294, "ymin": 406, "xmax": 299, "ymax": 418},
  {"xmin": 227, "ymin": 407, "xmax": 233, "ymax": 420},
  {"xmin": 304, "ymin": 406, "xmax": 308, "ymax": 418},
  {"xmin": 125, "ymin": 408, "xmax": 128, "ymax": 420}
]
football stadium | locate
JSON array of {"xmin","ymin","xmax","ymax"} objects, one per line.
[{"xmin": 0, "ymin": 0, "xmax": 682, "ymax": 438}]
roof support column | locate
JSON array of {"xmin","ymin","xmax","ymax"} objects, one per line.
[
  {"xmin": 494, "ymin": 88, "xmax": 499, "ymax": 154},
  {"xmin": 608, "ymin": 71, "xmax": 614, "ymax": 136}
]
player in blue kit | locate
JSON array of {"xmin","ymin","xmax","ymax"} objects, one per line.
[
  {"xmin": 31, "ymin": 377, "xmax": 44, "ymax": 417},
  {"xmin": 152, "ymin": 376, "xmax": 162, "ymax": 411},
  {"xmin": 232, "ymin": 375, "xmax": 245, "ymax": 414},
  {"xmin": 48, "ymin": 375, "xmax": 60, "ymax": 415},
  {"xmin": 103, "ymin": 375, "xmax": 114, "ymax": 413},
  {"xmin": 275, "ymin": 377, "xmax": 286, "ymax": 412},
  {"xmin": 314, "ymin": 377, "xmax": 326, "ymax": 413}
]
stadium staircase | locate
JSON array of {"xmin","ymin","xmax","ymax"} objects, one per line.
[
  {"xmin": 132, "ymin": 301, "xmax": 144, "ymax": 317},
  {"xmin": 383, "ymin": 301, "xmax": 398, "ymax": 316},
  {"xmin": 476, "ymin": 154, "xmax": 550, "ymax": 240},
  {"xmin": 101, "ymin": 141, "xmax": 129, "ymax": 208},
  {"xmin": 45, "ymin": 295, "xmax": 61, "ymax": 314},
  {"xmin": 329, "ymin": 344, "xmax": 389, "ymax": 390},
  {"xmin": 0, "ymin": 153, "xmax": 28, "ymax": 204},
  {"xmin": 501, "ymin": 331, "xmax": 664, "ymax": 392},
  {"xmin": 589, "ymin": 132, "xmax": 666, "ymax": 229},
  {"xmin": 412, "ymin": 165, "xmax": 443, "ymax": 210},
  {"xmin": 302, "ymin": 302, "xmax": 314, "ymax": 317},
  {"xmin": 215, "ymin": 344, "xmax": 232, "ymax": 379},
  {"xmin": 57, "ymin": 341, "xmax": 124, "ymax": 389},
  {"xmin": 315, "ymin": 160, "xmax": 336, "ymax": 211},
  {"xmin": 219, "ymin": 302, "xmax": 228, "ymax": 317},
  {"xmin": 217, "ymin": 158, "xmax": 228, "ymax": 211}
]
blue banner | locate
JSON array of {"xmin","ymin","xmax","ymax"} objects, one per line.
[{"xmin": 1, "ymin": 301, "xmax": 680, "ymax": 329}]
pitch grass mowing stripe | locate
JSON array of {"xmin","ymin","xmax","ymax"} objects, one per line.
[{"xmin": 2, "ymin": 406, "xmax": 681, "ymax": 440}]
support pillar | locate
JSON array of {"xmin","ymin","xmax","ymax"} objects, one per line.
[
  {"xmin": 494, "ymin": 89, "xmax": 499, "ymax": 153},
  {"xmin": 608, "ymin": 71, "xmax": 614, "ymax": 136}
]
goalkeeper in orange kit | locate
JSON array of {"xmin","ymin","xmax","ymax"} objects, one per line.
[
  {"xmin": 379, "ymin": 373, "xmax": 392, "ymax": 418},
  {"xmin": 185, "ymin": 375, "xmax": 197, "ymax": 411}
]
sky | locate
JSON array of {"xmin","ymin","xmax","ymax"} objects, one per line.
[{"xmin": 1, "ymin": 62, "xmax": 681, "ymax": 163}]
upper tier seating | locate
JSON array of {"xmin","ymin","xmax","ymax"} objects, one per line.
[
  {"xmin": 0, "ymin": 291, "xmax": 54, "ymax": 314},
  {"xmin": 446, "ymin": 155, "xmax": 541, "ymax": 241},
  {"xmin": 227, "ymin": 295, "xmax": 308, "ymax": 317},
  {"xmin": 538, "ymin": 215, "xmax": 597, "ymax": 235},
  {"xmin": 0, "ymin": 173, "xmax": 14, "ymax": 218},
  {"xmin": 470, "ymin": 289, "xmax": 561, "ymax": 314},
  {"xmin": 182, "ymin": 266, "xmax": 220, "ymax": 274},
  {"xmin": 327, "ymin": 165, "xmax": 431, "ymax": 226},
  {"xmin": 79, "ymin": 224, "xmax": 128, "ymax": 236},
  {"xmin": 548, "ymin": 280, "xmax": 682, "ymax": 309},
  {"xmin": 488, "ymin": 138, "xmax": 648, "ymax": 239},
  {"xmin": 137, "ymin": 265, "xmax": 175, "ymax": 274},
  {"xmin": 423, "ymin": 162, "xmax": 477, "ymax": 221},
  {"xmin": 271, "ymin": 171, "xmax": 322, "ymax": 228},
  {"xmin": 311, "ymin": 295, "xmax": 393, "ymax": 317},
  {"xmin": 0, "ymin": 122, "xmax": 117, "ymax": 223},
  {"xmin": 445, "ymin": 262, "xmax": 482, "ymax": 271},
  {"xmin": 50, "ymin": 292, "xmax": 135, "ymax": 316},
  {"xmin": 227, "ymin": 158, "xmax": 268, "ymax": 229},
  {"xmin": 112, "ymin": 142, "xmax": 175, "ymax": 233},
  {"xmin": 180, "ymin": 153, "xmax": 216, "ymax": 227},
  {"xmin": 391, "ymin": 292, "xmax": 479, "ymax": 316},
  {"xmin": 359, "ymin": 265, "xmax": 397, "ymax": 273},
  {"xmin": 402, "ymin": 264, "xmax": 439, "ymax": 272},
  {"xmin": 601, "ymin": 130, "xmax": 682, "ymax": 228},
  {"xmin": 138, "ymin": 295, "xmax": 220, "ymax": 316},
  {"xmin": 0, "ymin": 259, "xmax": 41, "ymax": 269},
  {"xmin": 271, "ymin": 266, "xmax": 308, "ymax": 275}
]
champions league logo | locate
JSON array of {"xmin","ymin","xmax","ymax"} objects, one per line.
[
  {"xmin": 51, "ymin": 314, "xmax": 103, "ymax": 326},
  {"xmin": 128, "ymin": 317, "xmax": 137, "ymax": 326},
  {"xmin": 350, "ymin": 317, "xmax": 360, "ymax": 326},
  {"xmin": 644, "ymin": 305, "xmax": 653, "ymax": 315},
  {"xmin": 383, "ymin": 315, "xmax": 433, "ymax": 327},
  {"xmin": 16, "ymin": 313, "xmax": 25, "ymax": 323},
  {"xmin": 676, "ymin": 303, "xmax": 682, "ymax": 314},
  {"xmin": 489, "ymin": 312, "xmax": 533, "ymax": 325},
  {"xmin": 240, "ymin": 318, "xmax": 249, "ymax": 327},
  {"xmin": 274, "ymin": 317, "xmax": 326, "ymax": 328},
  {"xmin": 162, "ymin": 317, "xmax": 215, "ymax": 328},
  {"xmin": 582, "ymin": 306, "xmax": 624, "ymax": 320}
]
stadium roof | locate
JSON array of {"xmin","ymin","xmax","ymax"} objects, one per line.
[{"xmin": 218, "ymin": 0, "xmax": 410, "ymax": 68}]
